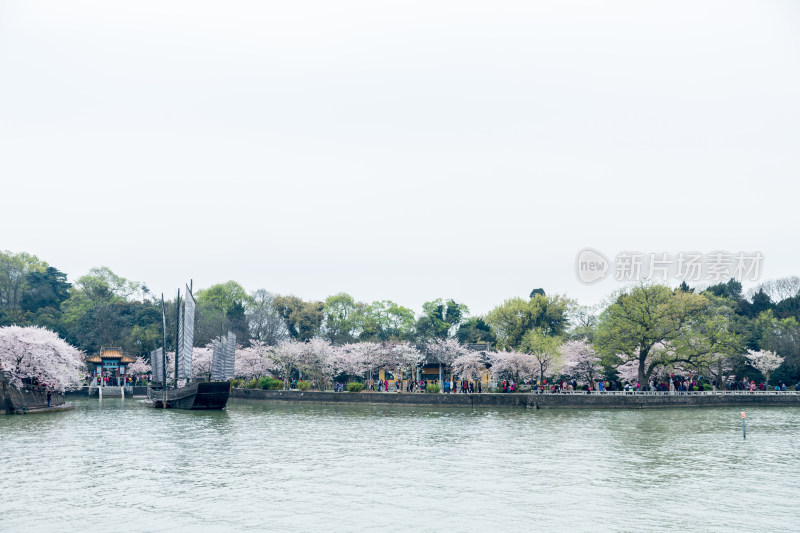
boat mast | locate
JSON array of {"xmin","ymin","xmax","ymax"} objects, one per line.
[
  {"xmin": 174, "ymin": 288, "xmax": 181, "ymax": 389},
  {"xmin": 161, "ymin": 294, "xmax": 168, "ymax": 408},
  {"xmin": 188, "ymin": 279, "xmax": 193, "ymax": 384}
]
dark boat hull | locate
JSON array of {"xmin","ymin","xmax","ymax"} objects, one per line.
[{"xmin": 147, "ymin": 381, "xmax": 230, "ymax": 410}]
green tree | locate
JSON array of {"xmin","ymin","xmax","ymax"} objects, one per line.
[
  {"xmin": 485, "ymin": 293, "xmax": 572, "ymax": 350},
  {"xmin": 60, "ymin": 266, "xmax": 142, "ymax": 331},
  {"xmin": 195, "ymin": 281, "xmax": 250, "ymax": 317},
  {"xmin": 246, "ymin": 289, "xmax": 289, "ymax": 345},
  {"xmin": 705, "ymin": 279, "xmax": 743, "ymax": 301},
  {"xmin": 322, "ymin": 292, "xmax": 368, "ymax": 344},
  {"xmin": 17, "ymin": 266, "xmax": 72, "ymax": 336},
  {"xmin": 274, "ymin": 295, "xmax": 325, "ymax": 341},
  {"xmin": 128, "ymin": 322, "xmax": 163, "ymax": 357},
  {"xmin": 674, "ymin": 293, "xmax": 743, "ymax": 385},
  {"xmin": 455, "ymin": 316, "xmax": 497, "ymax": 345},
  {"xmin": 520, "ymin": 329, "xmax": 562, "ymax": 380},
  {"xmin": 195, "ymin": 281, "xmax": 253, "ymax": 345},
  {"xmin": 20, "ymin": 267, "xmax": 71, "ymax": 314},
  {"xmin": 0, "ymin": 250, "xmax": 48, "ymax": 323},
  {"xmin": 753, "ymin": 310, "xmax": 800, "ymax": 381},
  {"xmin": 415, "ymin": 298, "xmax": 469, "ymax": 341},
  {"xmin": 774, "ymin": 295, "xmax": 800, "ymax": 322},
  {"xmin": 676, "ymin": 281, "xmax": 693, "ymax": 293},
  {"xmin": 743, "ymin": 288, "xmax": 773, "ymax": 318},
  {"xmin": 594, "ymin": 284, "xmax": 708, "ymax": 383},
  {"xmin": 70, "ymin": 300, "xmax": 161, "ymax": 355},
  {"xmin": 568, "ymin": 305, "xmax": 598, "ymax": 342},
  {"xmin": 359, "ymin": 300, "xmax": 416, "ymax": 341}
]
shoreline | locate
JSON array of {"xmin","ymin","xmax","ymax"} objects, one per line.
[
  {"xmin": 1, "ymin": 403, "xmax": 74, "ymax": 415},
  {"xmin": 230, "ymin": 388, "xmax": 800, "ymax": 410}
]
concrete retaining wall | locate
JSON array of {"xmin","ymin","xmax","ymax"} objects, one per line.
[
  {"xmin": 1, "ymin": 375, "xmax": 66, "ymax": 414},
  {"xmin": 231, "ymin": 388, "xmax": 800, "ymax": 409}
]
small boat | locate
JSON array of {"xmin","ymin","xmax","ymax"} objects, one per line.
[{"xmin": 146, "ymin": 284, "xmax": 235, "ymax": 411}]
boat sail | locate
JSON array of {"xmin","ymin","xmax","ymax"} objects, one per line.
[
  {"xmin": 212, "ymin": 332, "xmax": 236, "ymax": 382},
  {"xmin": 150, "ymin": 347, "xmax": 163, "ymax": 385},
  {"xmin": 146, "ymin": 284, "xmax": 233, "ymax": 410}
]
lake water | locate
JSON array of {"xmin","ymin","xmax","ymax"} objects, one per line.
[{"xmin": 1, "ymin": 398, "xmax": 798, "ymax": 532}]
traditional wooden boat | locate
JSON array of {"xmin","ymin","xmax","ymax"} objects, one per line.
[
  {"xmin": 147, "ymin": 381, "xmax": 231, "ymax": 410},
  {"xmin": 146, "ymin": 284, "xmax": 235, "ymax": 411}
]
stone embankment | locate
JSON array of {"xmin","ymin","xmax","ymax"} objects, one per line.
[
  {"xmin": 231, "ymin": 388, "xmax": 800, "ymax": 409},
  {"xmin": 1, "ymin": 372, "xmax": 67, "ymax": 414}
]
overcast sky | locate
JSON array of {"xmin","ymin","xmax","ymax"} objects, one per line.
[{"xmin": 1, "ymin": 0, "xmax": 799, "ymax": 314}]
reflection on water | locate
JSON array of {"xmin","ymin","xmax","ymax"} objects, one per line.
[{"xmin": 1, "ymin": 398, "xmax": 799, "ymax": 532}]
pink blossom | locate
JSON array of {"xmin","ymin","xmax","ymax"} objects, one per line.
[
  {"xmin": 489, "ymin": 350, "xmax": 536, "ymax": 382},
  {"xmin": 451, "ymin": 351, "xmax": 487, "ymax": 381},
  {"xmin": 0, "ymin": 325, "xmax": 85, "ymax": 392},
  {"xmin": 234, "ymin": 341, "xmax": 274, "ymax": 379},
  {"xmin": 560, "ymin": 340, "xmax": 601, "ymax": 384},
  {"xmin": 125, "ymin": 356, "xmax": 151, "ymax": 377},
  {"xmin": 426, "ymin": 339, "xmax": 471, "ymax": 367},
  {"xmin": 191, "ymin": 345, "xmax": 214, "ymax": 378}
]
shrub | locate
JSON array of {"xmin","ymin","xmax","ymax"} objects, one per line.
[
  {"xmin": 231, "ymin": 379, "xmax": 241, "ymax": 389},
  {"xmin": 297, "ymin": 380, "xmax": 312, "ymax": 391},
  {"xmin": 257, "ymin": 377, "xmax": 284, "ymax": 390},
  {"xmin": 426, "ymin": 384, "xmax": 441, "ymax": 394},
  {"xmin": 702, "ymin": 383, "xmax": 713, "ymax": 391},
  {"xmin": 245, "ymin": 378, "xmax": 259, "ymax": 389},
  {"xmin": 346, "ymin": 382, "xmax": 365, "ymax": 393}
]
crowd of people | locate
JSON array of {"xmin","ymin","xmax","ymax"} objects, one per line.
[
  {"xmin": 329, "ymin": 378, "xmax": 484, "ymax": 393},
  {"xmin": 90, "ymin": 371, "xmax": 800, "ymax": 394},
  {"xmin": 86, "ymin": 373, "xmax": 139, "ymax": 387},
  {"xmin": 304, "ymin": 375, "xmax": 800, "ymax": 394},
  {"xmin": 724, "ymin": 377, "xmax": 796, "ymax": 392}
]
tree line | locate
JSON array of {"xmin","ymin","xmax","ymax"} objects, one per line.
[{"xmin": 1, "ymin": 250, "xmax": 799, "ymax": 386}]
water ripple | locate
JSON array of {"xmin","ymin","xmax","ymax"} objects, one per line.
[{"xmin": 1, "ymin": 399, "xmax": 799, "ymax": 532}]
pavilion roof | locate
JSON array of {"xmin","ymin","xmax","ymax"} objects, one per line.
[{"xmin": 87, "ymin": 353, "xmax": 136, "ymax": 364}]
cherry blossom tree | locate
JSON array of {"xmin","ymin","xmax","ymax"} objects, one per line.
[
  {"xmin": 192, "ymin": 346, "xmax": 213, "ymax": 379},
  {"xmin": 331, "ymin": 343, "xmax": 370, "ymax": 382},
  {"xmin": 384, "ymin": 342, "xmax": 424, "ymax": 384},
  {"xmin": 0, "ymin": 325, "xmax": 85, "ymax": 392},
  {"xmin": 268, "ymin": 340, "xmax": 304, "ymax": 389},
  {"xmin": 560, "ymin": 340, "xmax": 601, "ymax": 386},
  {"xmin": 488, "ymin": 350, "xmax": 535, "ymax": 384},
  {"xmin": 235, "ymin": 341, "xmax": 274, "ymax": 379},
  {"xmin": 616, "ymin": 357, "xmax": 640, "ymax": 383},
  {"xmin": 745, "ymin": 349, "xmax": 784, "ymax": 390},
  {"xmin": 164, "ymin": 351, "xmax": 176, "ymax": 376},
  {"xmin": 615, "ymin": 343, "xmax": 682, "ymax": 386},
  {"xmin": 297, "ymin": 338, "xmax": 336, "ymax": 388},
  {"xmin": 451, "ymin": 351, "xmax": 487, "ymax": 382},
  {"xmin": 426, "ymin": 339, "xmax": 471, "ymax": 383},
  {"xmin": 125, "ymin": 356, "xmax": 151, "ymax": 378},
  {"xmin": 348, "ymin": 342, "xmax": 385, "ymax": 382}
]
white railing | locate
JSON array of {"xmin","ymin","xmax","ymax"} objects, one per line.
[{"xmin": 526, "ymin": 389, "xmax": 799, "ymax": 396}]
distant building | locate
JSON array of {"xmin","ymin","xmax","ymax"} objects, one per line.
[
  {"xmin": 86, "ymin": 347, "xmax": 136, "ymax": 386},
  {"xmin": 466, "ymin": 342, "xmax": 492, "ymax": 352}
]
